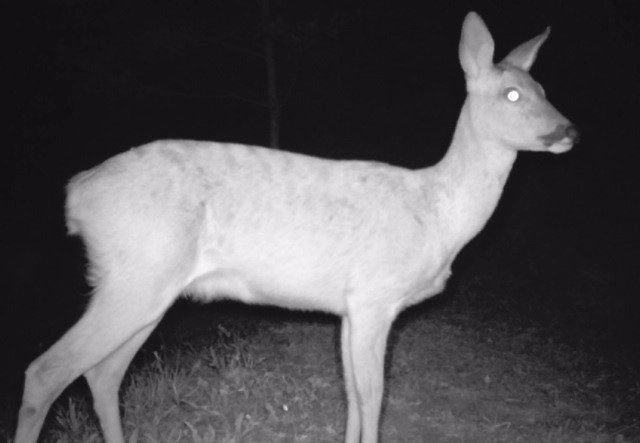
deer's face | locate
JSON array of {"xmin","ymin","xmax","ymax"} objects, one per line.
[{"xmin": 469, "ymin": 65, "xmax": 577, "ymax": 154}]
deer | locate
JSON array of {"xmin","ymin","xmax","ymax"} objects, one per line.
[{"xmin": 14, "ymin": 11, "xmax": 578, "ymax": 443}]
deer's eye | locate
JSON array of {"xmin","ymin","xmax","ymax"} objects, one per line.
[{"xmin": 504, "ymin": 87, "xmax": 520, "ymax": 102}]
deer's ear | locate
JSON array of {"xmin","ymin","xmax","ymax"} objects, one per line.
[
  {"xmin": 501, "ymin": 27, "xmax": 550, "ymax": 71},
  {"xmin": 459, "ymin": 12, "xmax": 495, "ymax": 79}
]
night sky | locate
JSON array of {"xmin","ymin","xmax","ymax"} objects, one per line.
[{"xmin": 5, "ymin": 0, "xmax": 640, "ymax": 431}]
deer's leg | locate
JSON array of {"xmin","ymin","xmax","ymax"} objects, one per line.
[
  {"xmin": 84, "ymin": 321, "xmax": 159, "ymax": 443},
  {"xmin": 347, "ymin": 305, "xmax": 395, "ymax": 443},
  {"xmin": 15, "ymin": 273, "xmax": 184, "ymax": 443},
  {"xmin": 341, "ymin": 316, "xmax": 361, "ymax": 443}
]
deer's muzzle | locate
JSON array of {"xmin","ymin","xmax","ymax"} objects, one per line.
[{"xmin": 539, "ymin": 123, "xmax": 580, "ymax": 147}]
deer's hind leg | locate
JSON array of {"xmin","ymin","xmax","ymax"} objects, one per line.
[
  {"xmin": 15, "ymin": 230, "xmax": 198, "ymax": 442},
  {"xmin": 84, "ymin": 321, "xmax": 159, "ymax": 443}
]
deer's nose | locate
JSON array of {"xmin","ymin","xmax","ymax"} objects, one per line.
[{"xmin": 565, "ymin": 124, "xmax": 580, "ymax": 144}]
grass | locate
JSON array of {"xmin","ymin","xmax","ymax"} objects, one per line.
[
  {"xmin": 33, "ymin": 308, "xmax": 346, "ymax": 442},
  {"xmin": 6, "ymin": 281, "xmax": 637, "ymax": 442}
]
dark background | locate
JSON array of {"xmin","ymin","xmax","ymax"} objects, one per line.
[{"xmin": 4, "ymin": 0, "xmax": 639, "ymax": 425}]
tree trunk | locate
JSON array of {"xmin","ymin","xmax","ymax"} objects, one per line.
[{"xmin": 260, "ymin": 0, "xmax": 280, "ymax": 148}]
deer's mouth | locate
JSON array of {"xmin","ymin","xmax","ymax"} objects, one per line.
[
  {"xmin": 539, "ymin": 123, "xmax": 579, "ymax": 153},
  {"xmin": 548, "ymin": 141, "xmax": 573, "ymax": 154},
  {"xmin": 539, "ymin": 124, "xmax": 569, "ymax": 146}
]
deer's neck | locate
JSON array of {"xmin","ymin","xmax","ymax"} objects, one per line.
[{"xmin": 423, "ymin": 99, "xmax": 517, "ymax": 250}]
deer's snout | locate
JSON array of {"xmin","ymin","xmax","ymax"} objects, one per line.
[{"xmin": 539, "ymin": 123, "xmax": 580, "ymax": 147}]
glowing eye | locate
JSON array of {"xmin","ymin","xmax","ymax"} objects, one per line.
[{"xmin": 505, "ymin": 88, "xmax": 520, "ymax": 102}]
